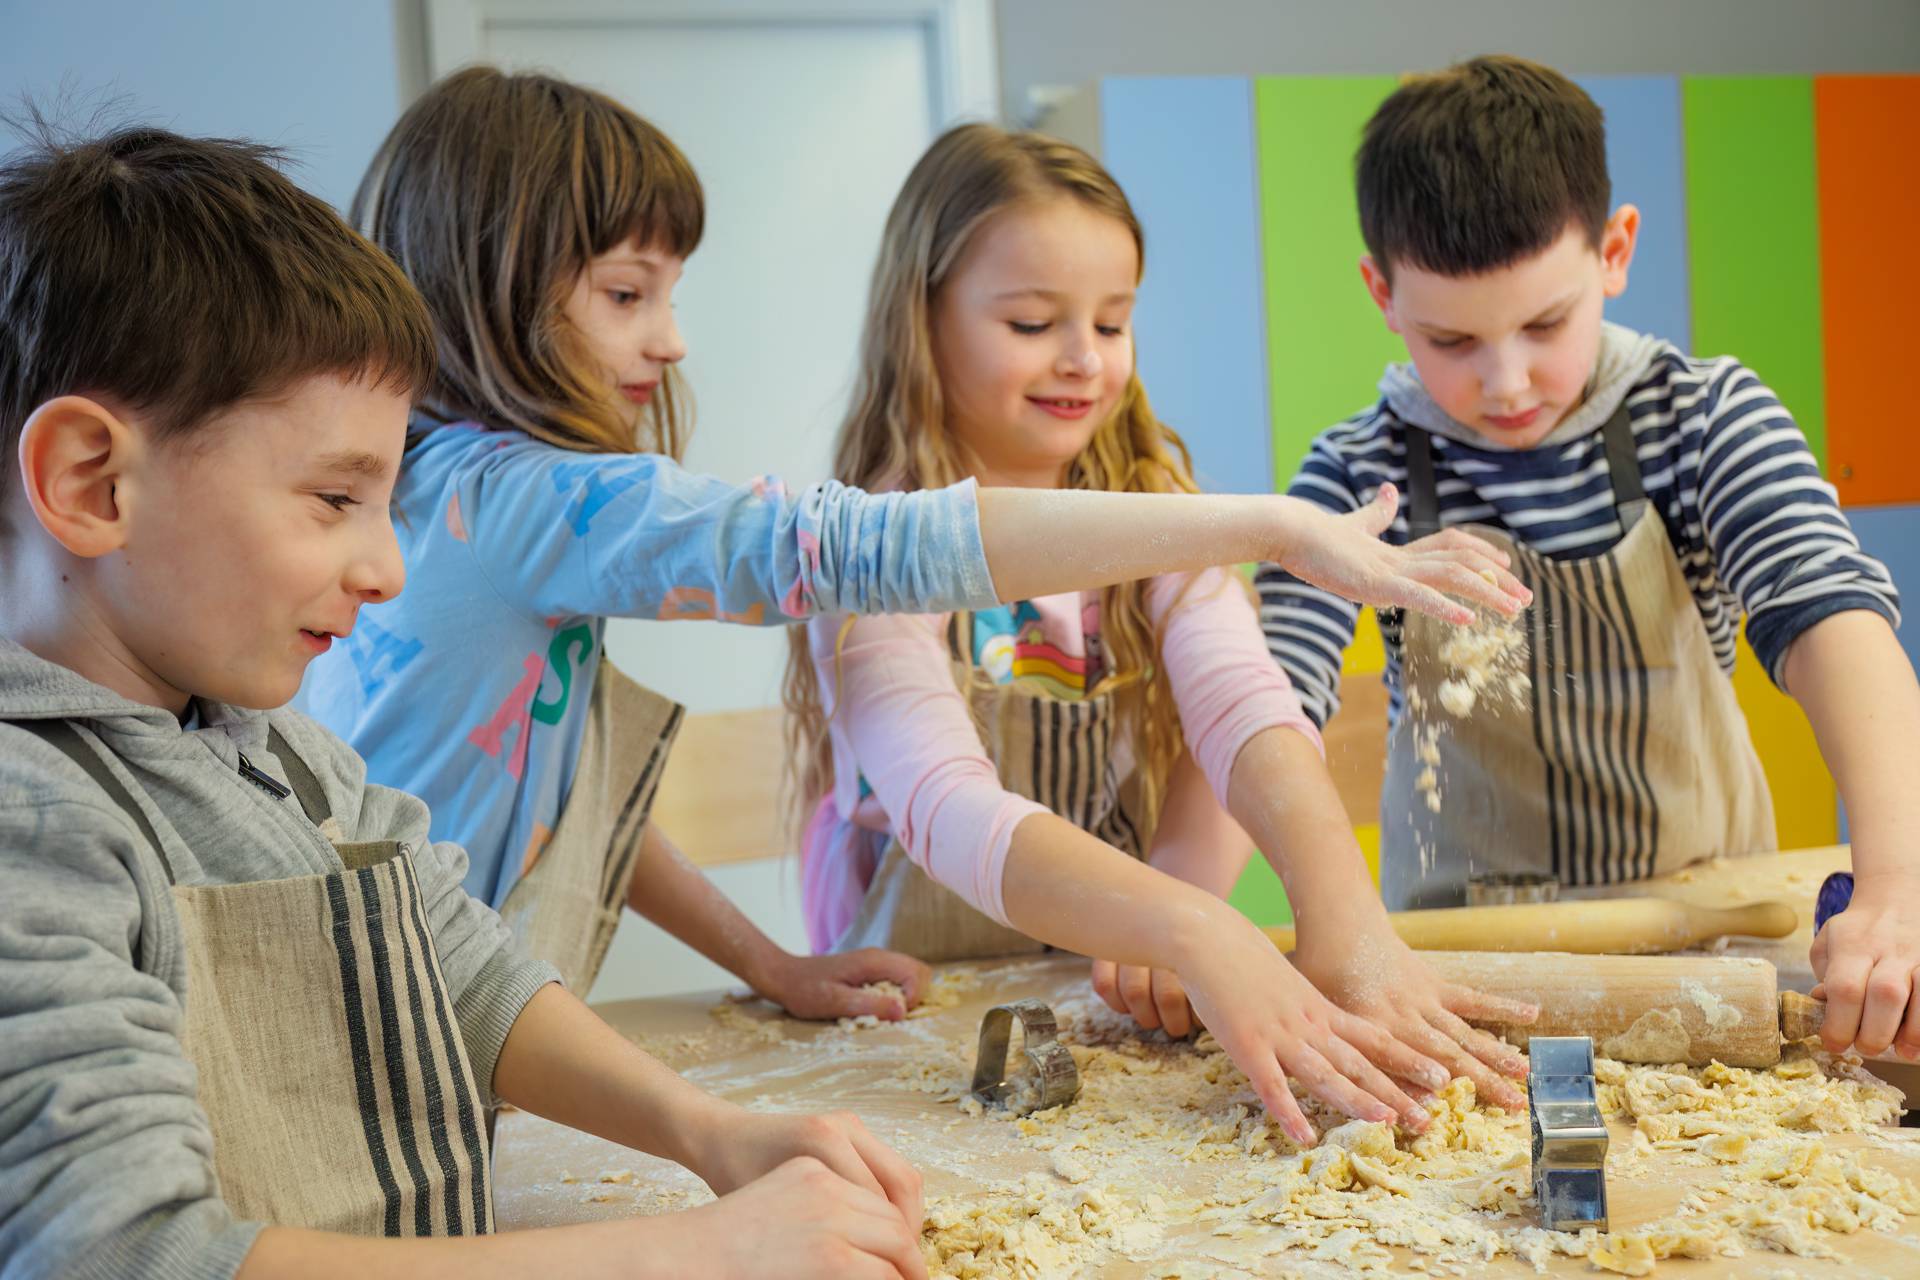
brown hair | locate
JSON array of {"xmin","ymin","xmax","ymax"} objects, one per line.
[
  {"xmin": 1358, "ymin": 54, "xmax": 1611, "ymax": 280},
  {"xmin": 782, "ymin": 122, "xmax": 1206, "ymax": 840},
  {"xmin": 0, "ymin": 119, "xmax": 435, "ymax": 504},
  {"xmin": 353, "ymin": 65, "xmax": 703, "ymax": 456}
]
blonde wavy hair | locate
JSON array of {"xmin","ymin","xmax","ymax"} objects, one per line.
[
  {"xmin": 352, "ymin": 65, "xmax": 700, "ymax": 456},
  {"xmin": 783, "ymin": 123, "xmax": 1204, "ymax": 841}
]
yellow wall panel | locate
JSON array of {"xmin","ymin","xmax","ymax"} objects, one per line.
[
  {"xmin": 1341, "ymin": 608, "xmax": 1387, "ymax": 676},
  {"xmin": 1730, "ymin": 626, "xmax": 1838, "ymax": 850}
]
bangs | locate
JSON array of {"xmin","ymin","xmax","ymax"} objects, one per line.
[
  {"xmin": 583, "ymin": 106, "xmax": 705, "ymax": 260},
  {"xmin": 352, "ymin": 66, "xmax": 699, "ymax": 456}
]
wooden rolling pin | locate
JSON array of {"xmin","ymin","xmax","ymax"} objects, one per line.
[
  {"xmin": 1262, "ymin": 896, "xmax": 1796, "ymax": 956},
  {"xmin": 1328, "ymin": 951, "xmax": 1843, "ymax": 1068},
  {"xmin": 1411, "ymin": 951, "xmax": 1781, "ymax": 1066},
  {"xmin": 1780, "ymin": 990, "xmax": 1913, "ymax": 1064}
]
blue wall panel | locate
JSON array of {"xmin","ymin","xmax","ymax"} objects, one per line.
[
  {"xmin": 1101, "ymin": 77, "xmax": 1272, "ymax": 494},
  {"xmin": 1, "ymin": 0, "xmax": 402, "ymax": 213},
  {"xmin": 1845, "ymin": 504, "xmax": 1920, "ymax": 676},
  {"xmin": 1830, "ymin": 502, "xmax": 1920, "ymax": 840},
  {"xmin": 1579, "ymin": 76, "xmax": 1693, "ymax": 350}
]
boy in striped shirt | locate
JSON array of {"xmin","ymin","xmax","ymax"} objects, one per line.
[{"xmin": 1255, "ymin": 55, "xmax": 1920, "ymax": 1063}]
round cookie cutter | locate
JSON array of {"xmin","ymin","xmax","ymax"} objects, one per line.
[{"xmin": 969, "ymin": 998, "xmax": 1080, "ymax": 1115}]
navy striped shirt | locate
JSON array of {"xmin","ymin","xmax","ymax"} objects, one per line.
[{"xmin": 1256, "ymin": 344, "xmax": 1901, "ymax": 732}]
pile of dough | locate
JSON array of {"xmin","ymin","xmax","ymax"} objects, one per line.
[{"xmin": 916, "ymin": 997, "xmax": 1913, "ymax": 1279}]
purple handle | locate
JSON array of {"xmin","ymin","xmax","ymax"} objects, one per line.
[{"xmin": 1814, "ymin": 871, "xmax": 1854, "ymax": 934}]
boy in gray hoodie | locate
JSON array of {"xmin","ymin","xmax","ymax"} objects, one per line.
[{"xmin": 0, "ymin": 125, "xmax": 926, "ymax": 1279}]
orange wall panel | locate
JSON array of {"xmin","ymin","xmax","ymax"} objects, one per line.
[{"xmin": 1817, "ymin": 76, "xmax": 1920, "ymax": 506}]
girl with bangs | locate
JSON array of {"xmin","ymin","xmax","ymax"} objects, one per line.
[
  {"xmin": 300, "ymin": 68, "xmax": 1524, "ymax": 1028},
  {"xmin": 786, "ymin": 124, "xmax": 1540, "ymax": 1146}
]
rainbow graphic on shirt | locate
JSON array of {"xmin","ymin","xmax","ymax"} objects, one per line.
[{"xmin": 971, "ymin": 602, "xmax": 1097, "ymax": 700}]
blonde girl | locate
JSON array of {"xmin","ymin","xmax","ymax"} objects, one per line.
[{"xmin": 788, "ymin": 124, "xmax": 1538, "ymax": 1145}]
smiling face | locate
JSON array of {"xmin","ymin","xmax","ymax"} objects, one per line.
[
  {"xmin": 930, "ymin": 197, "xmax": 1139, "ymax": 487},
  {"xmin": 1362, "ymin": 208, "xmax": 1639, "ymax": 449},
  {"xmin": 98, "ymin": 373, "xmax": 410, "ymax": 712},
  {"xmin": 560, "ymin": 237, "xmax": 689, "ymax": 433}
]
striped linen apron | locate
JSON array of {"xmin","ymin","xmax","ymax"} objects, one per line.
[
  {"xmin": 833, "ymin": 613, "xmax": 1151, "ymax": 963},
  {"xmin": 16, "ymin": 718, "xmax": 494, "ymax": 1235},
  {"xmin": 1379, "ymin": 404, "xmax": 1777, "ymax": 910},
  {"xmin": 496, "ymin": 656, "xmax": 683, "ymax": 996}
]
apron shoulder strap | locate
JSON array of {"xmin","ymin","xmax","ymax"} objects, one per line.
[
  {"xmin": 946, "ymin": 611, "xmax": 971, "ymax": 664},
  {"xmin": 1402, "ymin": 425, "xmax": 1442, "ymax": 539},
  {"xmin": 1407, "ymin": 406, "xmax": 1642, "ymax": 540},
  {"xmin": 9, "ymin": 717, "xmax": 176, "ymax": 884},
  {"xmin": 1600, "ymin": 402, "xmax": 1647, "ymax": 508},
  {"xmin": 266, "ymin": 724, "xmax": 333, "ymax": 827}
]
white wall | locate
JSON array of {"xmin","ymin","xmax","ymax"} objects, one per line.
[
  {"xmin": 0, "ymin": 0, "xmax": 417, "ymax": 212},
  {"xmin": 997, "ymin": 0, "xmax": 1920, "ymax": 123}
]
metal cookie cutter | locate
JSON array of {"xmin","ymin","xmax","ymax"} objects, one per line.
[
  {"xmin": 1528, "ymin": 1036, "xmax": 1610, "ymax": 1232},
  {"xmin": 969, "ymin": 998, "xmax": 1080, "ymax": 1115},
  {"xmin": 1467, "ymin": 872, "xmax": 1560, "ymax": 906}
]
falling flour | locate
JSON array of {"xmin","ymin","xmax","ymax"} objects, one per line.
[
  {"xmin": 1431, "ymin": 603, "xmax": 1527, "ymax": 723},
  {"xmin": 1404, "ymin": 602, "xmax": 1528, "ymax": 824}
]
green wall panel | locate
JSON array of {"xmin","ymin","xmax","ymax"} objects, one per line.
[
  {"xmin": 1683, "ymin": 77, "xmax": 1827, "ymax": 468},
  {"xmin": 1256, "ymin": 77, "xmax": 1403, "ymax": 492}
]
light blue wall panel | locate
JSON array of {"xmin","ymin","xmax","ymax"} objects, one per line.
[
  {"xmin": 1831, "ymin": 502, "xmax": 1920, "ymax": 841},
  {"xmin": 1101, "ymin": 77, "xmax": 1271, "ymax": 494},
  {"xmin": 2, "ymin": 0, "xmax": 403, "ymax": 213},
  {"xmin": 1845, "ymin": 504, "xmax": 1920, "ymax": 676},
  {"xmin": 1578, "ymin": 76, "xmax": 1692, "ymax": 350}
]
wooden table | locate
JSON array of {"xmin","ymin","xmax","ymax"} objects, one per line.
[{"xmin": 494, "ymin": 846, "xmax": 1920, "ymax": 1275}]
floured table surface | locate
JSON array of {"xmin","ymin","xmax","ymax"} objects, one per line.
[{"xmin": 495, "ymin": 952, "xmax": 1920, "ymax": 1278}]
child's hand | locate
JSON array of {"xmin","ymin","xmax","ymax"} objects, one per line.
[
  {"xmin": 1172, "ymin": 905, "xmax": 1453, "ymax": 1145},
  {"xmin": 666, "ymin": 1154, "xmax": 929, "ymax": 1280},
  {"xmin": 756, "ymin": 948, "xmax": 931, "ymax": 1022},
  {"xmin": 692, "ymin": 1107, "xmax": 924, "ymax": 1234},
  {"xmin": 1090, "ymin": 959, "xmax": 1198, "ymax": 1038},
  {"xmin": 1808, "ymin": 871, "xmax": 1920, "ymax": 1059},
  {"xmin": 1292, "ymin": 928, "xmax": 1537, "ymax": 1111},
  {"xmin": 1271, "ymin": 484, "xmax": 1531, "ymax": 625}
]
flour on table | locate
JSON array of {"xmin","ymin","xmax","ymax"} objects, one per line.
[
  {"xmin": 705, "ymin": 996, "xmax": 787, "ymax": 1044},
  {"xmin": 918, "ymin": 996, "xmax": 1911, "ymax": 1279}
]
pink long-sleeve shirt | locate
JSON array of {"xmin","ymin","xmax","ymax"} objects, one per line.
[{"xmin": 800, "ymin": 567, "xmax": 1323, "ymax": 952}]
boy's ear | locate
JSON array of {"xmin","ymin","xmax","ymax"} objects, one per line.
[
  {"xmin": 1600, "ymin": 205, "xmax": 1641, "ymax": 299},
  {"xmin": 17, "ymin": 396, "xmax": 139, "ymax": 558},
  {"xmin": 1358, "ymin": 255, "xmax": 1400, "ymax": 331}
]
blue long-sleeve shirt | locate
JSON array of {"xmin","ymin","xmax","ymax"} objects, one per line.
[{"xmin": 296, "ymin": 422, "xmax": 996, "ymax": 906}]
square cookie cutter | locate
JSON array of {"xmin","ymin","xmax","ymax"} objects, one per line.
[{"xmin": 1528, "ymin": 1035, "xmax": 1610, "ymax": 1232}]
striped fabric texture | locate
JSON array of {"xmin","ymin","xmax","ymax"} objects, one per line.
[
  {"xmin": 1256, "ymin": 339, "xmax": 1901, "ymax": 736},
  {"xmin": 321, "ymin": 852, "xmax": 493, "ymax": 1237}
]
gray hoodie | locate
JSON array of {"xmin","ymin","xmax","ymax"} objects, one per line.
[
  {"xmin": 1377, "ymin": 321, "xmax": 1669, "ymax": 452},
  {"xmin": 0, "ymin": 639, "xmax": 559, "ymax": 1279}
]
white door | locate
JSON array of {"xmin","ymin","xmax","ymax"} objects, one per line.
[{"xmin": 427, "ymin": 1, "xmax": 995, "ymax": 1000}]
